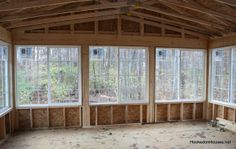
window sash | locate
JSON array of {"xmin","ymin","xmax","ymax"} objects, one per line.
[
  {"xmin": 16, "ymin": 46, "xmax": 82, "ymax": 107},
  {"xmin": 155, "ymin": 48, "xmax": 205, "ymax": 102},
  {"xmin": 89, "ymin": 46, "xmax": 148, "ymax": 104}
]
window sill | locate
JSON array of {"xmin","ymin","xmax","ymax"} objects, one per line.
[
  {"xmin": 155, "ymin": 100, "xmax": 205, "ymax": 104},
  {"xmin": 16, "ymin": 103, "xmax": 81, "ymax": 109},
  {"xmin": 208, "ymin": 100, "xmax": 236, "ymax": 109},
  {"xmin": 89, "ymin": 101, "xmax": 149, "ymax": 106},
  {"xmin": 0, "ymin": 107, "xmax": 12, "ymax": 118}
]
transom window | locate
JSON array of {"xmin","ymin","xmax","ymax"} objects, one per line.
[
  {"xmin": 155, "ymin": 48, "xmax": 205, "ymax": 101},
  {"xmin": 89, "ymin": 46, "xmax": 148, "ymax": 104},
  {"xmin": 16, "ymin": 46, "xmax": 81, "ymax": 106},
  {"xmin": 0, "ymin": 43, "xmax": 10, "ymax": 113},
  {"xmin": 211, "ymin": 47, "xmax": 236, "ymax": 104}
]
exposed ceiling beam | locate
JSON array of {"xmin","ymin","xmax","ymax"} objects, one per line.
[
  {"xmin": 8, "ymin": 9, "xmax": 121, "ymax": 29},
  {"xmin": 139, "ymin": 4, "xmax": 226, "ymax": 30},
  {"xmin": 215, "ymin": 0, "xmax": 236, "ymax": 7},
  {"xmin": 12, "ymin": 15, "xmax": 118, "ymax": 32},
  {"xmin": 121, "ymin": 15, "xmax": 209, "ymax": 39},
  {"xmin": 0, "ymin": 1, "xmax": 128, "ymax": 22},
  {"xmin": 130, "ymin": 11, "xmax": 223, "ymax": 36},
  {"xmin": 0, "ymin": 0, "xmax": 93, "ymax": 12},
  {"xmin": 160, "ymin": 0, "xmax": 236, "ymax": 22}
]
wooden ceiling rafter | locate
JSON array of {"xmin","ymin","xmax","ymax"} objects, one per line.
[
  {"xmin": 0, "ymin": 0, "xmax": 94, "ymax": 12},
  {"xmin": 215, "ymin": 0, "xmax": 236, "ymax": 7}
]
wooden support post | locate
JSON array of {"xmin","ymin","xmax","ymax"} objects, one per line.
[
  {"xmin": 147, "ymin": 46, "xmax": 155, "ymax": 123},
  {"xmin": 193, "ymin": 103, "xmax": 196, "ymax": 120},
  {"xmin": 30, "ymin": 108, "xmax": 33, "ymax": 128},
  {"xmin": 140, "ymin": 105, "xmax": 143, "ymax": 124},
  {"xmin": 110, "ymin": 106, "xmax": 113, "ymax": 125},
  {"xmin": 167, "ymin": 104, "xmax": 171, "ymax": 121},
  {"xmin": 0, "ymin": 117, "xmax": 6, "ymax": 139},
  {"xmin": 234, "ymin": 109, "xmax": 236, "ymax": 123},
  {"xmin": 82, "ymin": 45, "xmax": 90, "ymax": 128},
  {"xmin": 125, "ymin": 105, "xmax": 128, "ymax": 124},
  {"xmin": 95, "ymin": 106, "xmax": 98, "ymax": 126},
  {"xmin": 204, "ymin": 41, "xmax": 210, "ymax": 120},
  {"xmin": 63, "ymin": 107, "xmax": 66, "ymax": 127},
  {"xmin": 47, "ymin": 108, "xmax": 50, "ymax": 127},
  {"xmin": 94, "ymin": 20, "xmax": 98, "ymax": 34},
  {"xmin": 154, "ymin": 104, "xmax": 157, "ymax": 123},
  {"xmin": 180, "ymin": 103, "xmax": 183, "ymax": 121}
]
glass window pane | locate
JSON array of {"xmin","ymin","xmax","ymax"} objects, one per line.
[
  {"xmin": 212, "ymin": 49, "xmax": 230, "ymax": 103},
  {"xmin": 89, "ymin": 47, "xmax": 118, "ymax": 104},
  {"xmin": 155, "ymin": 49, "xmax": 179, "ymax": 101},
  {"xmin": 232, "ymin": 48, "xmax": 236, "ymax": 103},
  {"xmin": 49, "ymin": 48, "xmax": 80, "ymax": 104},
  {"xmin": 119, "ymin": 48, "xmax": 147, "ymax": 102},
  {"xmin": 180, "ymin": 51, "xmax": 204, "ymax": 100}
]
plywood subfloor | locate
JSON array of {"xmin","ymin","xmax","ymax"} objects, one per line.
[{"xmin": 1, "ymin": 122, "xmax": 236, "ymax": 149}]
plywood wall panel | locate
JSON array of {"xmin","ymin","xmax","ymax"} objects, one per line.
[
  {"xmin": 170, "ymin": 104, "xmax": 180, "ymax": 121},
  {"xmin": 128, "ymin": 105, "xmax": 140, "ymax": 123},
  {"xmin": 196, "ymin": 103, "xmax": 203, "ymax": 119},
  {"xmin": 217, "ymin": 105, "xmax": 224, "ymax": 118},
  {"xmin": 156, "ymin": 104, "xmax": 168, "ymax": 122},
  {"xmin": 49, "ymin": 108, "xmax": 64, "ymax": 127},
  {"xmin": 65, "ymin": 107, "xmax": 81, "ymax": 127},
  {"xmin": 18, "ymin": 109, "xmax": 31, "ymax": 129},
  {"xmin": 90, "ymin": 106, "xmax": 96, "ymax": 126},
  {"xmin": 32, "ymin": 109, "xmax": 48, "ymax": 128},
  {"xmin": 226, "ymin": 108, "xmax": 235, "ymax": 122},
  {"xmin": 97, "ymin": 106, "xmax": 111, "ymax": 125},
  {"xmin": 183, "ymin": 103, "xmax": 193, "ymax": 120},
  {"xmin": 112, "ymin": 105, "xmax": 126, "ymax": 124},
  {"xmin": 142, "ymin": 105, "xmax": 147, "ymax": 123}
]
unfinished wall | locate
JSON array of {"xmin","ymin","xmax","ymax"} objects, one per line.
[{"xmin": 16, "ymin": 107, "xmax": 82, "ymax": 130}]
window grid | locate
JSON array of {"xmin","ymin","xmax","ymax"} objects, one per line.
[
  {"xmin": 89, "ymin": 46, "xmax": 148, "ymax": 105},
  {"xmin": 16, "ymin": 46, "xmax": 81, "ymax": 107},
  {"xmin": 155, "ymin": 48, "xmax": 205, "ymax": 102},
  {"xmin": 211, "ymin": 47, "xmax": 236, "ymax": 104}
]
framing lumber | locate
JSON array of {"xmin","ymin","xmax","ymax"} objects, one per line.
[
  {"xmin": 215, "ymin": 0, "xmax": 236, "ymax": 7},
  {"xmin": 12, "ymin": 33, "xmax": 207, "ymax": 49},
  {"xmin": 0, "ymin": 26, "xmax": 11, "ymax": 43},
  {"xmin": 0, "ymin": 1, "xmax": 128, "ymax": 22},
  {"xmin": 8, "ymin": 10, "xmax": 121, "ymax": 29},
  {"xmin": 160, "ymin": 0, "xmax": 236, "ymax": 22},
  {"xmin": 0, "ymin": 0, "xmax": 92, "ymax": 12}
]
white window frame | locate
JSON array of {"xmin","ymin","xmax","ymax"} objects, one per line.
[
  {"xmin": 15, "ymin": 45, "xmax": 82, "ymax": 108},
  {"xmin": 89, "ymin": 46, "xmax": 149, "ymax": 105},
  {"xmin": 0, "ymin": 41, "xmax": 12, "ymax": 116},
  {"xmin": 210, "ymin": 46, "xmax": 236, "ymax": 107},
  {"xmin": 155, "ymin": 48, "xmax": 206, "ymax": 103}
]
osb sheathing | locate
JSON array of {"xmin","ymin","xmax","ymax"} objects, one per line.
[
  {"xmin": 196, "ymin": 103, "xmax": 203, "ymax": 119},
  {"xmin": 183, "ymin": 103, "xmax": 193, "ymax": 120},
  {"xmin": 18, "ymin": 109, "xmax": 31, "ymax": 129},
  {"xmin": 128, "ymin": 105, "xmax": 140, "ymax": 123},
  {"xmin": 122, "ymin": 19, "xmax": 140, "ymax": 33},
  {"xmin": 49, "ymin": 108, "xmax": 64, "ymax": 127},
  {"xmin": 142, "ymin": 105, "xmax": 147, "ymax": 123},
  {"xmin": 5, "ymin": 114, "xmax": 10, "ymax": 134},
  {"xmin": 156, "ymin": 104, "xmax": 168, "ymax": 122},
  {"xmin": 74, "ymin": 22, "xmax": 95, "ymax": 31},
  {"xmin": 97, "ymin": 106, "xmax": 111, "ymax": 125},
  {"xmin": 99, "ymin": 19, "xmax": 117, "ymax": 32},
  {"xmin": 217, "ymin": 105, "xmax": 224, "ymax": 118},
  {"xmin": 90, "ymin": 106, "xmax": 96, "ymax": 126},
  {"xmin": 207, "ymin": 103, "xmax": 213, "ymax": 120},
  {"xmin": 32, "ymin": 109, "xmax": 48, "ymax": 128},
  {"xmin": 144, "ymin": 24, "xmax": 161, "ymax": 34},
  {"xmin": 170, "ymin": 104, "xmax": 180, "ymax": 121},
  {"xmin": 226, "ymin": 108, "xmax": 235, "ymax": 122},
  {"xmin": 112, "ymin": 105, "xmax": 126, "ymax": 124},
  {"xmin": 65, "ymin": 108, "xmax": 81, "ymax": 127}
]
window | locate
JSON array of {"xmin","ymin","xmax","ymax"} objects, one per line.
[
  {"xmin": 155, "ymin": 48, "xmax": 205, "ymax": 102},
  {"xmin": 0, "ymin": 43, "xmax": 10, "ymax": 113},
  {"xmin": 89, "ymin": 46, "xmax": 148, "ymax": 104},
  {"xmin": 16, "ymin": 46, "xmax": 81, "ymax": 106},
  {"xmin": 211, "ymin": 47, "xmax": 236, "ymax": 104}
]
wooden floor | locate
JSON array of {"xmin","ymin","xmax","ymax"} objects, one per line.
[{"xmin": 1, "ymin": 121, "xmax": 236, "ymax": 149}]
